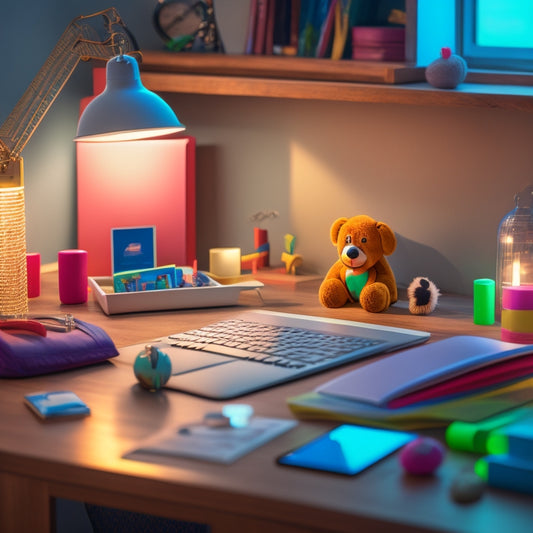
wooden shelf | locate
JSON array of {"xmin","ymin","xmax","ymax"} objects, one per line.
[{"xmin": 140, "ymin": 50, "xmax": 533, "ymax": 113}]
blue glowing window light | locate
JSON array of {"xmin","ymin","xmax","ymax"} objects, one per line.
[{"xmin": 476, "ymin": 0, "xmax": 533, "ymax": 48}]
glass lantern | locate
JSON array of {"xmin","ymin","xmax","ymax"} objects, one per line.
[{"xmin": 496, "ymin": 185, "xmax": 533, "ymax": 311}]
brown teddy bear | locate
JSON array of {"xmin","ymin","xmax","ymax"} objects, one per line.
[{"xmin": 319, "ymin": 215, "xmax": 398, "ymax": 313}]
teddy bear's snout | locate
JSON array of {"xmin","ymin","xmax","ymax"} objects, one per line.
[
  {"xmin": 346, "ymin": 246, "xmax": 360, "ymax": 259},
  {"xmin": 342, "ymin": 245, "xmax": 367, "ymax": 268}
]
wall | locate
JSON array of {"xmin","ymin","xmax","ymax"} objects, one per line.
[
  {"xmin": 176, "ymin": 93, "xmax": 533, "ymax": 295},
  {"xmin": 1, "ymin": 2, "xmax": 532, "ymax": 296},
  {"xmin": 0, "ymin": 0, "xmax": 163, "ymax": 264}
]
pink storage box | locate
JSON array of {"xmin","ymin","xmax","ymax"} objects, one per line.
[
  {"xmin": 352, "ymin": 27, "xmax": 405, "ymax": 62},
  {"xmin": 352, "ymin": 26, "xmax": 405, "ymax": 45}
]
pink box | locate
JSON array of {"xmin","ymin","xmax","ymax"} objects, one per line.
[
  {"xmin": 352, "ymin": 26, "xmax": 405, "ymax": 45},
  {"xmin": 352, "ymin": 45, "xmax": 405, "ymax": 62},
  {"xmin": 77, "ymin": 134, "xmax": 196, "ymax": 276}
]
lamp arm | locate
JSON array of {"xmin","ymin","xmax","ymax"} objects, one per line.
[{"xmin": 0, "ymin": 8, "xmax": 140, "ymax": 171}]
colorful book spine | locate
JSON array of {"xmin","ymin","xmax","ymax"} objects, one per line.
[{"xmin": 253, "ymin": 0, "xmax": 269, "ymax": 54}]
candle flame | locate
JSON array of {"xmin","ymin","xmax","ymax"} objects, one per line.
[{"xmin": 512, "ymin": 258, "xmax": 521, "ymax": 286}]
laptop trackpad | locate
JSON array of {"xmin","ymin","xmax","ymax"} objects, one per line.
[
  {"xmin": 118, "ymin": 342, "xmax": 232, "ymax": 374},
  {"xmin": 166, "ymin": 360, "xmax": 295, "ymax": 400}
]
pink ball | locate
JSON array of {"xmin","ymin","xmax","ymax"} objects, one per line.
[{"xmin": 400, "ymin": 437, "xmax": 445, "ymax": 475}]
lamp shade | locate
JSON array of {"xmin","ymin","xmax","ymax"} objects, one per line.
[{"xmin": 75, "ymin": 55, "xmax": 184, "ymax": 142}]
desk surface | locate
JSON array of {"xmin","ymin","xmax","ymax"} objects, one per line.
[{"xmin": 1, "ymin": 272, "xmax": 531, "ymax": 533}]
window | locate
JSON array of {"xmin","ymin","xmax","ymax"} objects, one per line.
[{"xmin": 460, "ymin": 0, "xmax": 533, "ymax": 71}]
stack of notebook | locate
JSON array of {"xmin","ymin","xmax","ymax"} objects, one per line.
[{"xmin": 288, "ymin": 336, "xmax": 533, "ymax": 429}]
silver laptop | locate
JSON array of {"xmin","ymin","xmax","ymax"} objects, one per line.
[{"xmin": 119, "ymin": 310, "xmax": 430, "ymax": 399}]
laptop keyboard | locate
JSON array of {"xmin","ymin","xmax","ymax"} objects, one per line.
[{"xmin": 168, "ymin": 319, "xmax": 386, "ymax": 371}]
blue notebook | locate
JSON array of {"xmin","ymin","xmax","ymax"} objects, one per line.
[{"xmin": 316, "ymin": 336, "xmax": 533, "ymax": 407}]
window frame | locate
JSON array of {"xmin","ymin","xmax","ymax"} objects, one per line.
[{"xmin": 459, "ymin": 0, "xmax": 533, "ymax": 72}]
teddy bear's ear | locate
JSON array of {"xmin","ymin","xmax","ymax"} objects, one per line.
[
  {"xmin": 376, "ymin": 222, "xmax": 397, "ymax": 255},
  {"xmin": 330, "ymin": 217, "xmax": 348, "ymax": 245}
]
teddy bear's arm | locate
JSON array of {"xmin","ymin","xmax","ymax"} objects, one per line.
[
  {"xmin": 319, "ymin": 261, "xmax": 353, "ymax": 308},
  {"xmin": 324, "ymin": 260, "xmax": 343, "ymax": 280},
  {"xmin": 373, "ymin": 258, "xmax": 398, "ymax": 303}
]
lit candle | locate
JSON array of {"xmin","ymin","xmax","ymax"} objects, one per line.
[
  {"xmin": 209, "ymin": 248, "xmax": 241, "ymax": 278},
  {"xmin": 512, "ymin": 257, "xmax": 521, "ymax": 286}
]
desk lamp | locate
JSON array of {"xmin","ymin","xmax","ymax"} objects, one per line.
[{"xmin": 0, "ymin": 8, "xmax": 183, "ymax": 315}]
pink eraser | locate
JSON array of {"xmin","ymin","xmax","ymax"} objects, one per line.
[
  {"xmin": 26, "ymin": 253, "xmax": 41, "ymax": 298},
  {"xmin": 58, "ymin": 249, "xmax": 88, "ymax": 304},
  {"xmin": 502, "ymin": 286, "xmax": 533, "ymax": 311},
  {"xmin": 399, "ymin": 437, "xmax": 445, "ymax": 475}
]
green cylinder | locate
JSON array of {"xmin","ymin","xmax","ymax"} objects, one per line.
[{"xmin": 473, "ymin": 278, "xmax": 495, "ymax": 325}]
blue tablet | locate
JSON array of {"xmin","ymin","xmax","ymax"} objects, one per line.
[{"xmin": 277, "ymin": 424, "xmax": 416, "ymax": 476}]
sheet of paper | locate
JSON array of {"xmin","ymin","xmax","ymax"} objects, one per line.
[{"xmin": 124, "ymin": 417, "xmax": 297, "ymax": 465}]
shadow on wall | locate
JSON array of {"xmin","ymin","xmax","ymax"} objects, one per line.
[
  {"xmin": 196, "ymin": 144, "xmax": 224, "ymax": 269},
  {"xmin": 390, "ymin": 234, "xmax": 467, "ymax": 295}
]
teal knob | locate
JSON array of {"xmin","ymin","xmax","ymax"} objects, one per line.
[{"xmin": 134, "ymin": 344, "xmax": 172, "ymax": 391}]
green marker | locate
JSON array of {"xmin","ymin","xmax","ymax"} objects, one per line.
[{"xmin": 445, "ymin": 406, "xmax": 533, "ymax": 453}]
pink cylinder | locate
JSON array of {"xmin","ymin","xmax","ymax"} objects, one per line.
[
  {"xmin": 502, "ymin": 286, "xmax": 533, "ymax": 311},
  {"xmin": 58, "ymin": 249, "xmax": 88, "ymax": 304},
  {"xmin": 26, "ymin": 253, "xmax": 41, "ymax": 298},
  {"xmin": 501, "ymin": 327, "xmax": 533, "ymax": 344}
]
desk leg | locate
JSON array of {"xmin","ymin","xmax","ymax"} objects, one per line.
[{"xmin": 0, "ymin": 472, "xmax": 53, "ymax": 533}]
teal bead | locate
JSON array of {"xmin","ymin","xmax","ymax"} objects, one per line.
[{"xmin": 134, "ymin": 345, "xmax": 172, "ymax": 391}]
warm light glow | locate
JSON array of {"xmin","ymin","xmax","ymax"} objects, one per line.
[
  {"xmin": 77, "ymin": 136, "xmax": 195, "ymax": 275},
  {"xmin": 209, "ymin": 248, "xmax": 241, "ymax": 278},
  {"xmin": 76, "ymin": 127, "xmax": 184, "ymax": 143},
  {"xmin": 512, "ymin": 258, "xmax": 521, "ymax": 286}
]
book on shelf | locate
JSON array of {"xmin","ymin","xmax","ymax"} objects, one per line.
[
  {"xmin": 315, "ymin": 0, "xmax": 337, "ymax": 58},
  {"xmin": 245, "ymin": 0, "xmax": 259, "ymax": 54},
  {"xmin": 253, "ymin": 0, "xmax": 269, "ymax": 54},
  {"xmin": 241, "ymin": 0, "xmax": 407, "ymax": 59}
]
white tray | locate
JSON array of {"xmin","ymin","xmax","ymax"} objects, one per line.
[{"xmin": 89, "ymin": 276, "xmax": 263, "ymax": 315}]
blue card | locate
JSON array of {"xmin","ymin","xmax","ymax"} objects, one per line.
[
  {"xmin": 24, "ymin": 391, "xmax": 91, "ymax": 420},
  {"xmin": 111, "ymin": 226, "xmax": 156, "ymax": 274}
]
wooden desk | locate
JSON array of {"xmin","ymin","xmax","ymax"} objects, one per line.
[{"xmin": 1, "ymin": 272, "xmax": 531, "ymax": 533}]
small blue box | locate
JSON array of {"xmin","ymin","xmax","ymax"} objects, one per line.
[
  {"xmin": 488, "ymin": 420, "xmax": 533, "ymax": 460},
  {"xmin": 477, "ymin": 454, "xmax": 533, "ymax": 495},
  {"xmin": 24, "ymin": 391, "xmax": 90, "ymax": 420}
]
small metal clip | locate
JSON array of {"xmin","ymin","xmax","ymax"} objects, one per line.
[
  {"xmin": 0, "ymin": 313, "xmax": 77, "ymax": 332},
  {"xmin": 29, "ymin": 313, "xmax": 77, "ymax": 332}
]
